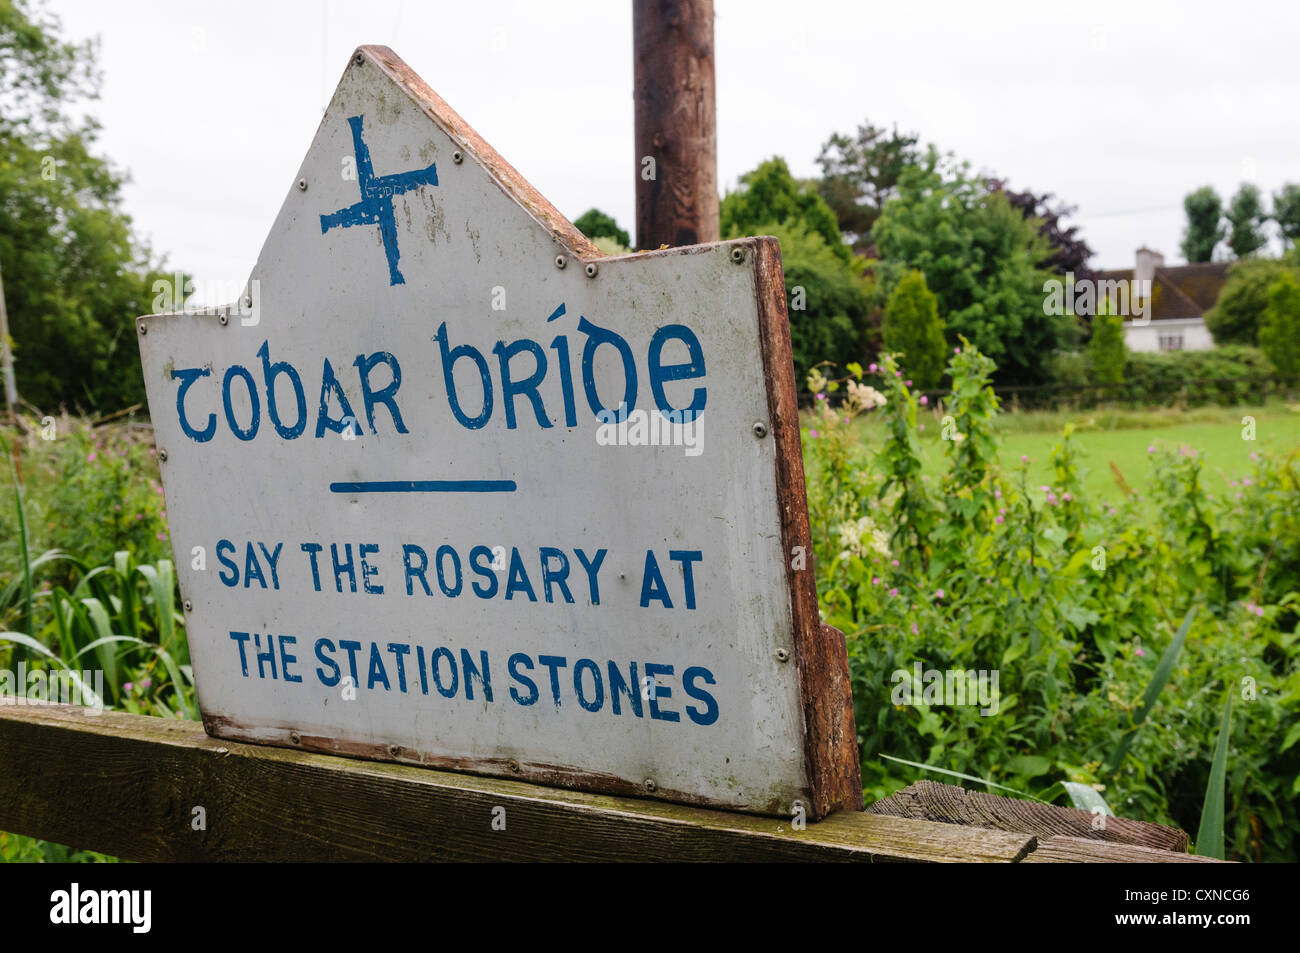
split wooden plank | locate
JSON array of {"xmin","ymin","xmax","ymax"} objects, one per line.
[
  {"xmin": 868, "ymin": 779, "xmax": 1190, "ymax": 852},
  {"xmin": 1023, "ymin": 835, "xmax": 1223, "ymax": 863}
]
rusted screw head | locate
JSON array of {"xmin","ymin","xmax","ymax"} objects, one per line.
[
  {"xmin": 775, "ymin": 647, "xmax": 791, "ymax": 662},
  {"xmin": 290, "ymin": 731, "xmax": 302, "ymax": 745},
  {"xmin": 218, "ymin": 313, "xmax": 229, "ymax": 326},
  {"xmin": 158, "ymin": 449, "xmax": 168, "ymax": 462},
  {"xmin": 554, "ymin": 255, "xmax": 567, "ymax": 270},
  {"xmin": 388, "ymin": 744, "xmax": 400, "ymax": 757},
  {"xmin": 753, "ymin": 421, "xmax": 769, "ymax": 439},
  {"xmin": 354, "ymin": 52, "xmax": 364, "ymax": 65},
  {"xmin": 584, "ymin": 262, "xmax": 598, "ymax": 278},
  {"xmin": 452, "ymin": 150, "xmax": 463, "ymax": 164},
  {"xmin": 507, "ymin": 759, "xmax": 521, "ymax": 773},
  {"xmin": 730, "ymin": 246, "xmax": 746, "ymax": 263},
  {"xmin": 137, "ymin": 322, "xmax": 147, "ymax": 335},
  {"xmin": 644, "ymin": 778, "xmax": 658, "ymax": 792},
  {"xmin": 297, "ymin": 178, "xmax": 308, "ymax": 192},
  {"xmin": 183, "ymin": 600, "xmax": 193, "ymax": 612}
]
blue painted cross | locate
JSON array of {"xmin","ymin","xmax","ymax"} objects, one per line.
[{"xmin": 320, "ymin": 115, "xmax": 439, "ymax": 286}]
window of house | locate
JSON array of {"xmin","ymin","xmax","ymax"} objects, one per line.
[{"xmin": 1158, "ymin": 333, "xmax": 1184, "ymax": 351}]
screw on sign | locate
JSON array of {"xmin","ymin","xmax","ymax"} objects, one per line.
[{"xmin": 135, "ymin": 46, "xmax": 860, "ymax": 819}]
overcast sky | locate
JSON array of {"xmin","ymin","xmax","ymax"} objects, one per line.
[{"xmin": 47, "ymin": 0, "xmax": 1300, "ymax": 303}]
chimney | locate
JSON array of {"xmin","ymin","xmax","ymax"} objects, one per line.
[{"xmin": 1135, "ymin": 246, "xmax": 1164, "ymax": 286}]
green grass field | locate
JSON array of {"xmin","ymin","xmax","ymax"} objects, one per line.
[{"xmin": 836, "ymin": 400, "xmax": 1300, "ymax": 506}]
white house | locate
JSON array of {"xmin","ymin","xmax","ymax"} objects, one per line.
[{"xmin": 1098, "ymin": 247, "xmax": 1227, "ymax": 352}]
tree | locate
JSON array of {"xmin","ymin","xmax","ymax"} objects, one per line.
[
  {"xmin": 721, "ymin": 157, "xmax": 849, "ymax": 261},
  {"xmin": 882, "ymin": 270, "xmax": 946, "ymax": 389},
  {"xmin": 1088, "ymin": 299, "xmax": 1126, "ymax": 385},
  {"xmin": 761, "ymin": 222, "xmax": 875, "ymax": 382},
  {"xmin": 986, "ymin": 180, "xmax": 1096, "ymax": 281},
  {"xmin": 1259, "ymin": 271, "xmax": 1300, "ymax": 379},
  {"xmin": 814, "ymin": 121, "xmax": 919, "ymax": 247},
  {"xmin": 872, "ymin": 146, "xmax": 1063, "ymax": 385},
  {"xmin": 0, "ymin": 0, "xmax": 169, "ymax": 412},
  {"xmin": 720, "ymin": 159, "xmax": 874, "ymax": 379},
  {"xmin": 1273, "ymin": 183, "xmax": 1300, "ymax": 249},
  {"xmin": 572, "ymin": 208, "xmax": 629, "ymax": 249},
  {"xmin": 1204, "ymin": 258, "xmax": 1297, "ymax": 345},
  {"xmin": 1180, "ymin": 186, "xmax": 1225, "ymax": 262},
  {"xmin": 1226, "ymin": 183, "xmax": 1268, "ymax": 259}
]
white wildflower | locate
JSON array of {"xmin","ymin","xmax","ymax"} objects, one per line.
[{"xmin": 837, "ymin": 515, "xmax": 891, "ymax": 559}]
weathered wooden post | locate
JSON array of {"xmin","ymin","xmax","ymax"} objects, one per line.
[
  {"xmin": 633, "ymin": 0, "xmax": 719, "ymax": 249},
  {"xmin": 0, "ymin": 262, "xmax": 17, "ymax": 421}
]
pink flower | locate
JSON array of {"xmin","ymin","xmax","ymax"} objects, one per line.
[
  {"xmin": 919, "ymin": 395, "xmax": 928, "ymax": 405},
  {"xmin": 141, "ymin": 678, "xmax": 152, "ymax": 688},
  {"xmin": 888, "ymin": 587, "xmax": 898, "ymax": 597},
  {"xmin": 1147, "ymin": 445, "xmax": 1155, "ymax": 453},
  {"xmin": 995, "ymin": 515, "xmax": 1004, "ymax": 524},
  {"xmin": 149, "ymin": 447, "xmax": 156, "ymax": 455},
  {"xmin": 905, "ymin": 379, "xmax": 913, "ymax": 386},
  {"xmin": 817, "ymin": 392, "xmax": 826, "ymax": 401},
  {"xmin": 844, "ymin": 416, "xmax": 851, "ymax": 424},
  {"xmin": 994, "ymin": 489, "xmax": 1002, "ymax": 498},
  {"xmin": 869, "ymin": 363, "xmax": 878, "ymax": 373},
  {"xmin": 809, "ymin": 429, "xmax": 819, "ymax": 439},
  {"xmin": 1135, "ymin": 647, "xmax": 1145, "ymax": 658},
  {"xmin": 1246, "ymin": 602, "xmax": 1256, "ymax": 612},
  {"xmin": 895, "ymin": 371, "xmax": 902, "ymax": 378},
  {"xmin": 1020, "ymin": 455, "xmax": 1028, "ymax": 463},
  {"xmin": 1063, "ymin": 492, "xmax": 1072, "ymax": 501},
  {"xmin": 1256, "ymin": 606, "xmax": 1265, "ymax": 617},
  {"xmin": 1249, "ymin": 452, "xmax": 1257, "ymax": 461},
  {"xmin": 911, "ymin": 622, "xmax": 919, "ymax": 634},
  {"xmin": 934, "ymin": 588, "xmax": 944, "ymax": 599},
  {"xmin": 872, "ymin": 577, "xmax": 880, "ymax": 585},
  {"xmin": 892, "ymin": 559, "xmax": 899, "ymax": 567},
  {"xmin": 919, "ymin": 424, "xmax": 925, "ymax": 431},
  {"xmin": 1243, "ymin": 478, "xmax": 1252, "ymax": 486},
  {"xmin": 1109, "ymin": 508, "xmax": 1117, "ymax": 515},
  {"xmin": 87, "ymin": 452, "xmax": 97, "ymax": 462},
  {"xmin": 123, "ymin": 682, "xmax": 134, "ymax": 692}
]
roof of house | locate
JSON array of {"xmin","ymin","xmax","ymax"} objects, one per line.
[{"xmin": 1095, "ymin": 261, "xmax": 1230, "ymax": 321}]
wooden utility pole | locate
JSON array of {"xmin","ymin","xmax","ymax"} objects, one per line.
[{"xmin": 633, "ymin": 0, "xmax": 719, "ymax": 250}]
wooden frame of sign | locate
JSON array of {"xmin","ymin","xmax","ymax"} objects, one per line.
[{"xmin": 136, "ymin": 46, "xmax": 861, "ymax": 820}]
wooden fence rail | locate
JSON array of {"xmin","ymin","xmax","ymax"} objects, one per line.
[{"xmin": 0, "ymin": 705, "xmax": 1221, "ymax": 862}]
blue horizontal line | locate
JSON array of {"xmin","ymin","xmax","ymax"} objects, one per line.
[{"xmin": 329, "ymin": 480, "xmax": 518, "ymax": 494}]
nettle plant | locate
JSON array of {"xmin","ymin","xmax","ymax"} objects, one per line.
[{"xmin": 801, "ymin": 342, "xmax": 1300, "ymax": 862}]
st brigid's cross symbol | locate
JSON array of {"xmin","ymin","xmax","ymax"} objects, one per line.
[{"xmin": 320, "ymin": 114, "xmax": 439, "ymax": 286}]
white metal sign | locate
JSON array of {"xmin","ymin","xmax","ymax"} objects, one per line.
[{"xmin": 138, "ymin": 46, "xmax": 859, "ymax": 817}]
